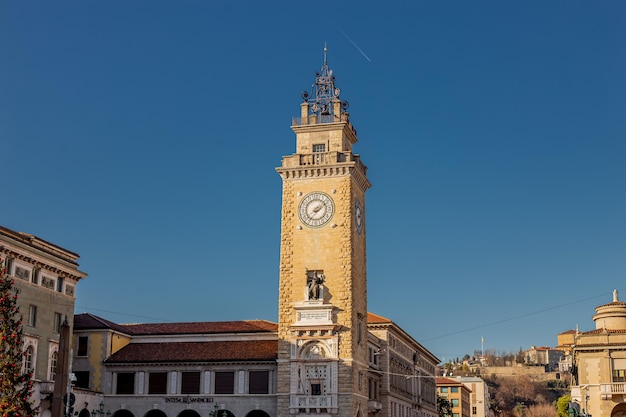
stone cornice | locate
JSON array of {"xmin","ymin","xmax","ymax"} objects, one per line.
[
  {"xmin": 276, "ymin": 164, "xmax": 371, "ymax": 192},
  {"xmin": 0, "ymin": 247, "xmax": 86, "ymax": 283}
]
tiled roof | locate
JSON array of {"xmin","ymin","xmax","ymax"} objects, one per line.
[
  {"xmin": 74, "ymin": 313, "xmax": 131, "ymax": 335},
  {"xmin": 73, "ymin": 313, "xmax": 278, "ymax": 336},
  {"xmin": 596, "ymin": 301, "xmax": 626, "ymax": 309},
  {"xmin": 436, "ymin": 377, "xmax": 465, "ymax": 386},
  {"xmin": 120, "ymin": 320, "xmax": 278, "ymax": 335},
  {"xmin": 105, "ymin": 340, "xmax": 278, "ymax": 363},
  {"xmin": 580, "ymin": 328, "xmax": 626, "ymax": 335},
  {"xmin": 367, "ymin": 312, "xmax": 392, "ymax": 324}
]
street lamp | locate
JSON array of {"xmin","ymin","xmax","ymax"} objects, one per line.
[
  {"xmin": 91, "ymin": 401, "xmax": 111, "ymax": 417},
  {"xmin": 209, "ymin": 404, "xmax": 228, "ymax": 417}
]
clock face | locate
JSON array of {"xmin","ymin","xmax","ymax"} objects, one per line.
[
  {"xmin": 354, "ymin": 198, "xmax": 363, "ymax": 234},
  {"xmin": 298, "ymin": 192, "xmax": 335, "ymax": 228}
]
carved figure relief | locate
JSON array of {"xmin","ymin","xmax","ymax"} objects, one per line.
[{"xmin": 305, "ymin": 270, "xmax": 325, "ymax": 301}]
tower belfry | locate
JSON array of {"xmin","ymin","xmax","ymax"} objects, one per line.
[{"xmin": 276, "ymin": 48, "xmax": 371, "ymax": 417}]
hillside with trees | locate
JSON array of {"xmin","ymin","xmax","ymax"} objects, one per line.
[{"xmin": 442, "ymin": 349, "xmax": 571, "ymax": 417}]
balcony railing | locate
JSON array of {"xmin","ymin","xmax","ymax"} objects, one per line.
[
  {"xmin": 601, "ymin": 383, "xmax": 626, "ymax": 398},
  {"xmin": 38, "ymin": 381, "xmax": 55, "ymax": 394},
  {"xmin": 368, "ymin": 399, "xmax": 382, "ymax": 411},
  {"xmin": 290, "ymin": 394, "xmax": 338, "ymax": 410},
  {"xmin": 292, "ymin": 114, "xmax": 357, "ymax": 136},
  {"xmin": 572, "ymin": 384, "xmax": 626, "ymax": 401},
  {"xmin": 280, "ymin": 151, "xmax": 368, "ymax": 176}
]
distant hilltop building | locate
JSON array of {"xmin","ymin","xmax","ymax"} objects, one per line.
[
  {"xmin": 523, "ymin": 346, "xmax": 564, "ymax": 371},
  {"xmin": 571, "ymin": 290, "xmax": 626, "ymax": 417}
]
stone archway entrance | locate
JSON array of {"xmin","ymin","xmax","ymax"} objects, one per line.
[
  {"xmin": 112, "ymin": 410, "xmax": 135, "ymax": 417},
  {"xmin": 612, "ymin": 403, "xmax": 626, "ymax": 417},
  {"xmin": 145, "ymin": 410, "xmax": 167, "ymax": 417},
  {"xmin": 245, "ymin": 411, "xmax": 270, "ymax": 417},
  {"xmin": 178, "ymin": 410, "xmax": 201, "ymax": 417}
]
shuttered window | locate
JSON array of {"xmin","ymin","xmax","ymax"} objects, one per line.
[
  {"xmin": 181, "ymin": 372, "xmax": 200, "ymax": 394},
  {"xmin": 116, "ymin": 372, "xmax": 135, "ymax": 394},
  {"xmin": 149, "ymin": 372, "xmax": 168, "ymax": 394},
  {"xmin": 249, "ymin": 370, "xmax": 269, "ymax": 394},
  {"xmin": 215, "ymin": 371, "xmax": 234, "ymax": 394}
]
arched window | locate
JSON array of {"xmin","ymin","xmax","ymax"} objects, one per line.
[
  {"xmin": 23, "ymin": 345, "xmax": 34, "ymax": 372},
  {"xmin": 50, "ymin": 351, "xmax": 58, "ymax": 381}
]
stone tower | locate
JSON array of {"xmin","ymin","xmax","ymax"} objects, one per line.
[{"xmin": 276, "ymin": 48, "xmax": 371, "ymax": 417}]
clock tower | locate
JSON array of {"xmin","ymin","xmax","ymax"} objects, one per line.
[{"xmin": 276, "ymin": 48, "xmax": 371, "ymax": 417}]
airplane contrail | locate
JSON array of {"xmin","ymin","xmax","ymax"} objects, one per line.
[{"xmin": 338, "ymin": 27, "xmax": 372, "ymax": 62}]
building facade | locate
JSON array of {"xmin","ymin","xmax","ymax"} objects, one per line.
[
  {"xmin": 72, "ymin": 313, "xmax": 278, "ymax": 417},
  {"xmin": 0, "ymin": 225, "xmax": 87, "ymax": 416},
  {"xmin": 368, "ymin": 313, "xmax": 439, "ymax": 417},
  {"xmin": 523, "ymin": 346, "xmax": 564, "ymax": 371},
  {"xmin": 571, "ymin": 290, "xmax": 626, "ymax": 417},
  {"xmin": 71, "ymin": 310, "xmax": 439, "ymax": 417},
  {"xmin": 449, "ymin": 377, "xmax": 491, "ymax": 417},
  {"xmin": 436, "ymin": 378, "xmax": 472, "ymax": 417}
]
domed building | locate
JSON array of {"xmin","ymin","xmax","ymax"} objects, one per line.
[{"xmin": 571, "ymin": 290, "xmax": 626, "ymax": 417}]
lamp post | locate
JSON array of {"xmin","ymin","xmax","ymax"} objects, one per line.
[
  {"xmin": 91, "ymin": 401, "xmax": 111, "ymax": 417},
  {"xmin": 209, "ymin": 403, "xmax": 228, "ymax": 417}
]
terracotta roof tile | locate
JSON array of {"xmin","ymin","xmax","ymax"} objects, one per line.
[
  {"xmin": 74, "ymin": 313, "xmax": 131, "ymax": 335},
  {"xmin": 436, "ymin": 377, "xmax": 464, "ymax": 386},
  {"xmin": 73, "ymin": 314, "xmax": 277, "ymax": 336},
  {"xmin": 106, "ymin": 340, "xmax": 278, "ymax": 363},
  {"xmin": 120, "ymin": 320, "xmax": 277, "ymax": 335},
  {"xmin": 367, "ymin": 312, "xmax": 392, "ymax": 324}
]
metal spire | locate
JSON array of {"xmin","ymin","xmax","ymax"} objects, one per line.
[{"xmin": 301, "ymin": 45, "xmax": 349, "ymax": 118}]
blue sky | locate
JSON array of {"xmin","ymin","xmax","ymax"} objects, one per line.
[{"xmin": 2, "ymin": 1, "xmax": 625, "ymax": 362}]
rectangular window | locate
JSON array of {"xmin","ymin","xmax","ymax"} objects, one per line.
[
  {"xmin": 74, "ymin": 371, "xmax": 90, "ymax": 389},
  {"xmin": 312, "ymin": 144, "xmax": 326, "ymax": 153},
  {"xmin": 214, "ymin": 371, "xmax": 234, "ymax": 394},
  {"xmin": 613, "ymin": 369, "xmax": 626, "ymax": 382},
  {"xmin": 452, "ymin": 399, "xmax": 459, "ymax": 407},
  {"xmin": 6, "ymin": 258, "xmax": 13, "ymax": 276},
  {"xmin": 453, "ymin": 414, "xmax": 459, "ymax": 417},
  {"xmin": 451, "ymin": 386, "xmax": 459, "ymax": 393},
  {"xmin": 77, "ymin": 336, "xmax": 88, "ymax": 356},
  {"xmin": 32, "ymin": 268, "xmax": 40, "ymax": 285},
  {"xmin": 472, "ymin": 407, "xmax": 477, "ymax": 415},
  {"xmin": 28, "ymin": 305, "xmax": 37, "ymax": 327},
  {"xmin": 311, "ymin": 383, "xmax": 322, "ymax": 395},
  {"xmin": 149, "ymin": 372, "xmax": 168, "ymax": 394},
  {"xmin": 249, "ymin": 370, "xmax": 269, "ymax": 394},
  {"xmin": 116, "ymin": 372, "xmax": 135, "ymax": 394},
  {"xmin": 181, "ymin": 371, "xmax": 201, "ymax": 394},
  {"xmin": 56, "ymin": 277, "xmax": 64, "ymax": 293},
  {"xmin": 440, "ymin": 387, "xmax": 448, "ymax": 393},
  {"xmin": 53, "ymin": 313, "xmax": 62, "ymax": 333}
]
